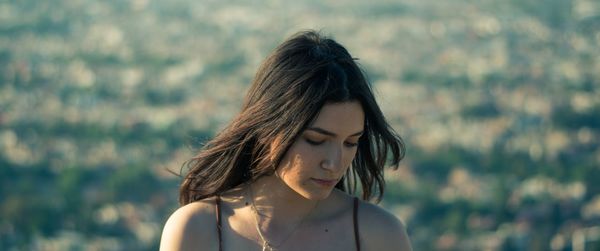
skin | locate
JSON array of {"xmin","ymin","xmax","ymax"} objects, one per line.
[{"xmin": 160, "ymin": 101, "xmax": 412, "ymax": 251}]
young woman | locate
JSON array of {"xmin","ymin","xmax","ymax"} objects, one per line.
[{"xmin": 160, "ymin": 30, "xmax": 412, "ymax": 251}]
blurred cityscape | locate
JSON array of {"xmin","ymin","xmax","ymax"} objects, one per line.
[{"xmin": 1, "ymin": 0, "xmax": 599, "ymax": 250}]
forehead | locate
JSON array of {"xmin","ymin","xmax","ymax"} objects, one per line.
[{"xmin": 309, "ymin": 101, "xmax": 365, "ymax": 134}]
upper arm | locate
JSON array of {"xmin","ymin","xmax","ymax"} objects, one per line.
[
  {"xmin": 160, "ymin": 201, "xmax": 218, "ymax": 251},
  {"xmin": 359, "ymin": 202, "xmax": 413, "ymax": 251}
]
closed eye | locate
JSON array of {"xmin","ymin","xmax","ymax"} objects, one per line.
[
  {"xmin": 344, "ymin": 141, "xmax": 359, "ymax": 147},
  {"xmin": 305, "ymin": 138, "xmax": 324, "ymax": 146}
]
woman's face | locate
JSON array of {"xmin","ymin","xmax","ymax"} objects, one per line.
[{"xmin": 275, "ymin": 101, "xmax": 365, "ymax": 200}]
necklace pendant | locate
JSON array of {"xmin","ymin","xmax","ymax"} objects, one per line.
[{"xmin": 262, "ymin": 241, "xmax": 274, "ymax": 251}]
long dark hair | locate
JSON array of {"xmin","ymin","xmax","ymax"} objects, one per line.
[{"xmin": 179, "ymin": 30, "xmax": 405, "ymax": 205}]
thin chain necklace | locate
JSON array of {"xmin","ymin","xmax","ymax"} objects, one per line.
[{"xmin": 248, "ymin": 185, "xmax": 318, "ymax": 251}]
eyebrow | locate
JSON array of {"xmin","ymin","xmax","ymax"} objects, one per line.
[{"xmin": 306, "ymin": 127, "xmax": 364, "ymax": 137}]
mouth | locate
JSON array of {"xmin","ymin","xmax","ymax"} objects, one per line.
[{"xmin": 310, "ymin": 178, "xmax": 337, "ymax": 187}]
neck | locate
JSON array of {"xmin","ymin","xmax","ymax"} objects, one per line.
[{"xmin": 247, "ymin": 174, "xmax": 320, "ymax": 233}]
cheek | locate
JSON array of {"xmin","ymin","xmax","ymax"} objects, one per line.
[
  {"xmin": 278, "ymin": 145, "xmax": 320, "ymax": 177},
  {"xmin": 287, "ymin": 154, "xmax": 306, "ymax": 174},
  {"xmin": 343, "ymin": 148, "xmax": 358, "ymax": 168},
  {"xmin": 278, "ymin": 154, "xmax": 311, "ymax": 188}
]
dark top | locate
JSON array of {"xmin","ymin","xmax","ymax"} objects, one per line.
[{"xmin": 215, "ymin": 197, "xmax": 361, "ymax": 251}]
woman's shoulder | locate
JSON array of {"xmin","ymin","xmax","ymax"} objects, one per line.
[
  {"xmin": 159, "ymin": 197, "xmax": 220, "ymax": 251},
  {"xmin": 357, "ymin": 200, "xmax": 413, "ymax": 251}
]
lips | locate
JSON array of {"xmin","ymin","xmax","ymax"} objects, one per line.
[{"xmin": 311, "ymin": 178, "xmax": 337, "ymax": 187}]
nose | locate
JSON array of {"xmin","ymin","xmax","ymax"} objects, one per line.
[{"xmin": 320, "ymin": 145, "xmax": 343, "ymax": 172}]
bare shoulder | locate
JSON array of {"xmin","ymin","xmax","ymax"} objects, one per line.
[
  {"xmin": 357, "ymin": 201, "xmax": 413, "ymax": 251},
  {"xmin": 159, "ymin": 198, "xmax": 219, "ymax": 251}
]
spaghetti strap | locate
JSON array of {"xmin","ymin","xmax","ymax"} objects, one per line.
[
  {"xmin": 353, "ymin": 197, "xmax": 360, "ymax": 251},
  {"xmin": 215, "ymin": 196, "xmax": 223, "ymax": 251}
]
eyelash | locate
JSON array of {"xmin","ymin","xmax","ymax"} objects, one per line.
[
  {"xmin": 305, "ymin": 138, "xmax": 359, "ymax": 147},
  {"xmin": 305, "ymin": 138, "xmax": 323, "ymax": 145},
  {"xmin": 345, "ymin": 142, "xmax": 359, "ymax": 147}
]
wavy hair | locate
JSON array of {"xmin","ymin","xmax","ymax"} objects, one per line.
[{"xmin": 179, "ymin": 30, "xmax": 405, "ymax": 205}]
